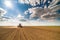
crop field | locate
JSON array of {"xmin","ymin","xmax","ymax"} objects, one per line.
[{"xmin": 0, "ymin": 26, "xmax": 60, "ymax": 40}]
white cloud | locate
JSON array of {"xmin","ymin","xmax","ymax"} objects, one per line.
[
  {"xmin": 17, "ymin": 14, "xmax": 24, "ymax": 18},
  {"xmin": 18, "ymin": 0, "xmax": 40, "ymax": 6},
  {"xmin": 24, "ymin": 7, "xmax": 43, "ymax": 19},
  {"xmin": 0, "ymin": 19, "xmax": 19, "ymax": 26},
  {"xmin": 20, "ymin": 20, "xmax": 60, "ymax": 26},
  {"xmin": 48, "ymin": 0, "xmax": 60, "ymax": 8},
  {"xmin": 0, "ymin": 8, "xmax": 7, "ymax": 16},
  {"xmin": 24, "ymin": 7, "xmax": 60, "ymax": 21},
  {"xmin": 24, "ymin": 7, "xmax": 51, "ymax": 19},
  {"xmin": 41, "ymin": 12, "xmax": 60, "ymax": 20},
  {"xmin": 50, "ymin": 4, "xmax": 60, "ymax": 12},
  {"xmin": 16, "ymin": 13, "xmax": 27, "ymax": 22},
  {"xmin": 0, "ymin": 18, "xmax": 60, "ymax": 26},
  {"xmin": 18, "ymin": 0, "xmax": 60, "ymax": 9}
]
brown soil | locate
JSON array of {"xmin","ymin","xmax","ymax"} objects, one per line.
[{"xmin": 0, "ymin": 26, "xmax": 60, "ymax": 40}]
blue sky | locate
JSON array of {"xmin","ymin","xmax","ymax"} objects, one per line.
[
  {"xmin": 0, "ymin": 0, "xmax": 53, "ymax": 16},
  {"xmin": 0, "ymin": 0, "xmax": 60, "ymax": 26},
  {"xmin": 0, "ymin": 0, "xmax": 59, "ymax": 17},
  {"xmin": 0, "ymin": 0, "xmax": 18, "ymax": 17}
]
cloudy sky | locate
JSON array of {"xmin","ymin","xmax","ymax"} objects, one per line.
[{"xmin": 0, "ymin": 0, "xmax": 60, "ymax": 26}]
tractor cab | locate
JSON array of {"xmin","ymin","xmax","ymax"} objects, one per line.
[{"xmin": 18, "ymin": 24, "xmax": 22, "ymax": 28}]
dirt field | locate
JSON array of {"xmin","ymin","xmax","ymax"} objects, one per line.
[{"xmin": 0, "ymin": 26, "xmax": 60, "ymax": 40}]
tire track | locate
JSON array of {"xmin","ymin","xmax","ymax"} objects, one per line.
[
  {"xmin": 6, "ymin": 29, "xmax": 17, "ymax": 40},
  {"xmin": 20, "ymin": 28, "xmax": 27, "ymax": 40},
  {"xmin": 13, "ymin": 28, "xmax": 21, "ymax": 40},
  {"xmin": 0, "ymin": 29, "xmax": 16, "ymax": 40},
  {"xmin": 0, "ymin": 27, "xmax": 60, "ymax": 40}
]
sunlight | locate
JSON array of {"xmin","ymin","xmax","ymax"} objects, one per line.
[{"xmin": 4, "ymin": 1, "xmax": 13, "ymax": 8}]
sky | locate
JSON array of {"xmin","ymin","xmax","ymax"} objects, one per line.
[{"xmin": 0, "ymin": 0, "xmax": 60, "ymax": 26}]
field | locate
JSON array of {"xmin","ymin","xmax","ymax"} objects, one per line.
[{"xmin": 0, "ymin": 26, "xmax": 60, "ymax": 40}]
